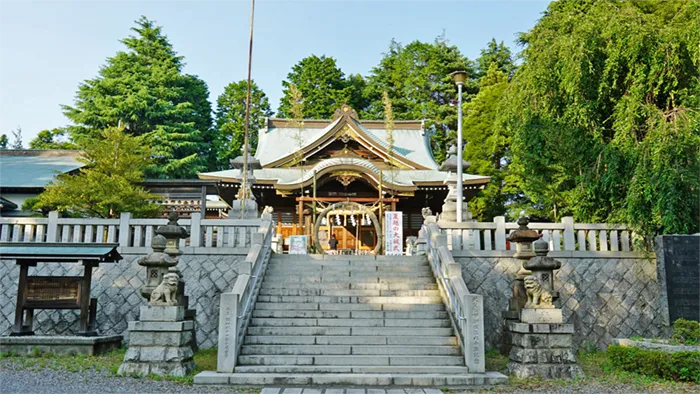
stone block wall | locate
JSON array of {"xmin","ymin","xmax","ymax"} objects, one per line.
[
  {"xmin": 0, "ymin": 253, "xmax": 243, "ymax": 349},
  {"xmin": 455, "ymin": 252, "xmax": 669, "ymax": 350}
]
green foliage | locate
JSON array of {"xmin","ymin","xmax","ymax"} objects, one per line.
[
  {"xmin": 475, "ymin": 38, "xmax": 516, "ymax": 79},
  {"xmin": 62, "ymin": 16, "xmax": 214, "ymax": 179},
  {"xmin": 28, "ymin": 128, "xmax": 77, "ymax": 150},
  {"xmin": 278, "ymin": 55, "xmax": 358, "ymax": 119},
  {"xmin": 31, "ymin": 126, "xmax": 161, "ymax": 218},
  {"xmin": 363, "ymin": 37, "xmax": 474, "ymax": 163},
  {"xmin": 0, "ymin": 134, "xmax": 8, "ymax": 149},
  {"xmin": 214, "ymin": 80, "xmax": 272, "ymax": 168},
  {"xmin": 502, "ymin": 0, "xmax": 700, "ymax": 234},
  {"xmin": 607, "ymin": 344, "xmax": 700, "ymax": 383},
  {"xmin": 10, "ymin": 127, "xmax": 23, "ymax": 149},
  {"xmin": 463, "ymin": 63, "xmax": 514, "ymax": 220},
  {"xmin": 672, "ymin": 319, "xmax": 700, "ymax": 345}
]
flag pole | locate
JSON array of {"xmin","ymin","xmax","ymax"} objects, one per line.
[{"xmin": 241, "ymin": 0, "xmax": 256, "ymax": 218}]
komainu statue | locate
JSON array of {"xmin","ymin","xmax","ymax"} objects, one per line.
[
  {"xmin": 524, "ymin": 275, "xmax": 553, "ymax": 309},
  {"xmin": 149, "ymin": 273, "xmax": 180, "ymax": 306},
  {"xmin": 421, "ymin": 207, "xmax": 433, "ymax": 219},
  {"xmin": 262, "ymin": 206, "xmax": 274, "ymax": 215}
]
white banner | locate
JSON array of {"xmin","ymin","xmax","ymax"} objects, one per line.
[
  {"xmin": 289, "ymin": 235, "xmax": 308, "ymax": 254},
  {"xmin": 384, "ymin": 211, "xmax": 403, "ymax": 256}
]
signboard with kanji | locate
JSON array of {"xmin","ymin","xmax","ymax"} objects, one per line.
[
  {"xmin": 384, "ymin": 211, "xmax": 403, "ymax": 256},
  {"xmin": 289, "ymin": 235, "xmax": 308, "ymax": 255}
]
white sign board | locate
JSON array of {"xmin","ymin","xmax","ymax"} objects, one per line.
[
  {"xmin": 289, "ymin": 235, "xmax": 308, "ymax": 255},
  {"xmin": 384, "ymin": 211, "xmax": 403, "ymax": 256}
]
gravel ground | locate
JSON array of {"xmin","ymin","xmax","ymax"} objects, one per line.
[{"xmin": 1, "ymin": 360, "xmax": 695, "ymax": 394}]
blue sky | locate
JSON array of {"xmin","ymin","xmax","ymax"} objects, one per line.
[{"xmin": 0, "ymin": 0, "xmax": 549, "ymax": 144}]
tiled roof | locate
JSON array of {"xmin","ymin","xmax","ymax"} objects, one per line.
[{"xmin": 0, "ymin": 150, "xmax": 84, "ymax": 188}]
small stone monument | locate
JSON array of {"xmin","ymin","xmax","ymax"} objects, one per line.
[
  {"xmin": 118, "ymin": 213, "xmax": 196, "ymax": 377},
  {"xmin": 438, "ymin": 144, "xmax": 473, "ymax": 223},
  {"xmin": 229, "ymin": 144, "xmax": 261, "ymax": 219},
  {"xmin": 506, "ymin": 235, "xmax": 583, "ymax": 379}
]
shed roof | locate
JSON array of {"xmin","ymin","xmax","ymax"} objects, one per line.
[
  {"xmin": 0, "ymin": 150, "xmax": 84, "ymax": 188},
  {"xmin": 0, "ymin": 243, "xmax": 122, "ymax": 263}
]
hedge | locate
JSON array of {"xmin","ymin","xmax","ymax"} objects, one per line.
[{"xmin": 607, "ymin": 344, "xmax": 700, "ymax": 383}]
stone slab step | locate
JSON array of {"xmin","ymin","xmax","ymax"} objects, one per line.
[
  {"xmin": 255, "ymin": 296, "xmax": 443, "ymax": 304},
  {"xmin": 253, "ymin": 303, "xmax": 445, "ymax": 311},
  {"xmin": 249, "ymin": 318, "xmax": 451, "ymax": 328},
  {"xmin": 240, "ymin": 345, "xmax": 460, "ymax": 356},
  {"xmin": 264, "ymin": 277, "xmax": 437, "ymax": 285},
  {"xmin": 244, "ymin": 335, "xmax": 458, "ymax": 346},
  {"xmin": 258, "ymin": 289, "xmax": 440, "ymax": 297},
  {"xmin": 232, "ymin": 365, "xmax": 471, "ymax": 374},
  {"xmin": 247, "ymin": 327, "xmax": 454, "ymax": 336},
  {"xmin": 194, "ymin": 371, "xmax": 508, "ymax": 387},
  {"xmin": 251, "ymin": 310, "xmax": 449, "ymax": 319},
  {"xmin": 265, "ymin": 266, "xmax": 432, "ymax": 273},
  {"xmin": 268, "ymin": 260, "xmax": 428, "ymax": 267},
  {"xmin": 237, "ymin": 355, "xmax": 463, "ymax": 366},
  {"xmin": 260, "ymin": 282, "xmax": 438, "ymax": 290},
  {"xmin": 264, "ymin": 273, "xmax": 434, "ymax": 280},
  {"xmin": 269, "ymin": 255, "xmax": 428, "ymax": 262}
]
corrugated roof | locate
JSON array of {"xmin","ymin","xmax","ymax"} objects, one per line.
[{"xmin": 0, "ymin": 150, "xmax": 84, "ymax": 188}]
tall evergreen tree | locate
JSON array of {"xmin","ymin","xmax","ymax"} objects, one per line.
[
  {"xmin": 29, "ymin": 128, "xmax": 77, "ymax": 150},
  {"xmin": 502, "ymin": 0, "xmax": 700, "ymax": 236},
  {"xmin": 0, "ymin": 134, "xmax": 8, "ymax": 149},
  {"xmin": 214, "ymin": 80, "xmax": 272, "ymax": 168},
  {"xmin": 475, "ymin": 39, "xmax": 516, "ymax": 79},
  {"xmin": 363, "ymin": 38, "xmax": 473, "ymax": 163},
  {"xmin": 278, "ymin": 55, "xmax": 357, "ymax": 119},
  {"xmin": 62, "ymin": 16, "xmax": 214, "ymax": 179}
]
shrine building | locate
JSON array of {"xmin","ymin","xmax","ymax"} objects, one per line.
[{"xmin": 198, "ymin": 105, "xmax": 490, "ymax": 252}]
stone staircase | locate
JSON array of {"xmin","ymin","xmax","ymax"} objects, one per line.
[{"xmin": 221, "ymin": 254, "xmax": 506, "ymax": 386}]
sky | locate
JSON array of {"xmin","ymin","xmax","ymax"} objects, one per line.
[{"xmin": 0, "ymin": 0, "xmax": 549, "ymax": 145}]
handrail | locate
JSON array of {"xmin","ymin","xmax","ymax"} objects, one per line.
[{"xmin": 238, "ymin": 243, "xmax": 269, "ymax": 319}]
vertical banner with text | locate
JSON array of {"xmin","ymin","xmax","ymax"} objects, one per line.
[{"xmin": 384, "ymin": 211, "xmax": 403, "ymax": 256}]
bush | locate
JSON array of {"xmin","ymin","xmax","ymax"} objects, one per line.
[
  {"xmin": 672, "ymin": 318, "xmax": 700, "ymax": 345},
  {"xmin": 607, "ymin": 344, "xmax": 700, "ymax": 383}
]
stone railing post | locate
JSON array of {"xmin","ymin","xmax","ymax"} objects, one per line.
[
  {"xmin": 118, "ymin": 212, "xmax": 132, "ymax": 247},
  {"xmin": 463, "ymin": 293, "xmax": 485, "ymax": 373},
  {"xmin": 190, "ymin": 212, "xmax": 202, "ymax": 247},
  {"xmin": 494, "ymin": 216, "xmax": 506, "ymax": 250},
  {"xmin": 217, "ymin": 292, "xmax": 239, "ymax": 373},
  {"xmin": 562, "ymin": 216, "xmax": 575, "ymax": 251},
  {"xmin": 46, "ymin": 211, "xmax": 59, "ymax": 242}
]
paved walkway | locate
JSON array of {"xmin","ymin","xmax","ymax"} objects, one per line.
[{"xmin": 261, "ymin": 389, "xmax": 443, "ymax": 394}]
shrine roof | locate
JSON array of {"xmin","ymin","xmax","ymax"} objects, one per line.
[
  {"xmin": 255, "ymin": 116, "xmax": 438, "ymax": 170},
  {"xmin": 0, "ymin": 150, "xmax": 84, "ymax": 188},
  {"xmin": 0, "ymin": 243, "xmax": 122, "ymax": 262}
]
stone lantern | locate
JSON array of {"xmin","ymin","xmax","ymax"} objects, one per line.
[
  {"xmin": 508, "ymin": 217, "xmax": 540, "ymax": 259},
  {"xmin": 438, "ymin": 144, "xmax": 473, "ymax": 223},
  {"xmin": 523, "ymin": 237, "xmax": 561, "ymax": 302},
  {"xmin": 137, "ymin": 234, "xmax": 177, "ymax": 301}
]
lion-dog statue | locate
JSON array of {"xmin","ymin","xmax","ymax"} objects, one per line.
[
  {"xmin": 523, "ymin": 275, "xmax": 553, "ymax": 309},
  {"xmin": 149, "ymin": 272, "xmax": 180, "ymax": 306}
]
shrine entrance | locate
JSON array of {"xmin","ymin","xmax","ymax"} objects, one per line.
[{"xmin": 313, "ymin": 201, "xmax": 382, "ymax": 255}]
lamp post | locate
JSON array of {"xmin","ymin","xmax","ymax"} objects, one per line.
[{"xmin": 450, "ymin": 70, "xmax": 467, "ymax": 222}]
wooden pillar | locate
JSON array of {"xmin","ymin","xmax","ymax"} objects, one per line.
[
  {"xmin": 200, "ymin": 185, "xmax": 207, "ymax": 218},
  {"xmin": 298, "ymin": 199, "xmax": 304, "ymax": 235},
  {"xmin": 79, "ymin": 260, "xmax": 94, "ymax": 336},
  {"xmin": 12, "ymin": 262, "xmax": 29, "ymax": 335}
]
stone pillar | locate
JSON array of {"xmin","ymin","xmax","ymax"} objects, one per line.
[
  {"xmin": 506, "ymin": 236, "xmax": 583, "ymax": 379},
  {"xmin": 437, "ymin": 144, "xmax": 474, "ymax": 224},
  {"xmin": 119, "ymin": 213, "xmax": 196, "ymax": 377}
]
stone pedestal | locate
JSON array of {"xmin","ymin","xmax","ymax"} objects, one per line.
[
  {"xmin": 507, "ymin": 321, "xmax": 583, "ymax": 379},
  {"xmin": 118, "ymin": 306, "xmax": 196, "ymax": 377}
]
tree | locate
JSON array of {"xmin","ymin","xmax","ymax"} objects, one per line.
[
  {"xmin": 278, "ymin": 55, "xmax": 358, "ymax": 119},
  {"xmin": 62, "ymin": 16, "xmax": 214, "ymax": 179},
  {"xmin": 475, "ymin": 39, "xmax": 516, "ymax": 79},
  {"xmin": 10, "ymin": 127, "xmax": 23, "ymax": 149},
  {"xmin": 0, "ymin": 134, "xmax": 8, "ymax": 149},
  {"xmin": 214, "ymin": 80, "xmax": 272, "ymax": 168},
  {"xmin": 29, "ymin": 128, "xmax": 77, "ymax": 150},
  {"xmin": 29, "ymin": 126, "xmax": 161, "ymax": 218},
  {"xmin": 363, "ymin": 38, "xmax": 474, "ymax": 163},
  {"xmin": 501, "ymin": 0, "xmax": 700, "ymax": 236},
  {"xmin": 462, "ymin": 64, "xmax": 513, "ymax": 220}
]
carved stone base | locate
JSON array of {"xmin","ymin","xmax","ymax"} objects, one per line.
[
  {"xmin": 506, "ymin": 322, "xmax": 583, "ymax": 380},
  {"xmin": 520, "ymin": 308, "xmax": 563, "ymax": 324},
  {"xmin": 117, "ymin": 306, "xmax": 196, "ymax": 377}
]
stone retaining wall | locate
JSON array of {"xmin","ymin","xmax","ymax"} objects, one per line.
[
  {"xmin": 0, "ymin": 253, "xmax": 243, "ymax": 349},
  {"xmin": 455, "ymin": 252, "xmax": 669, "ymax": 350}
]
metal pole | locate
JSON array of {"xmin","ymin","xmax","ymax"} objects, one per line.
[
  {"xmin": 456, "ymin": 82, "xmax": 464, "ymax": 223},
  {"xmin": 241, "ymin": 0, "xmax": 256, "ymax": 219}
]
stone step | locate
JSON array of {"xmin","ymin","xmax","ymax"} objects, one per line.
[
  {"xmin": 253, "ymin": 303, "xmax": 445, "ymax": 311},
  {"xmin": 237, "ymin": 355, "xmax": 464, "ymax": 366},
  {"xmin": 194, "ymin": 371, "xmax": 508, "ymax": 387},
  {"xmin": 244, "ymin": 335, "xmax": 459, "ymax": 346},
  {"xmin": 251, "ymin": 310, "xmax": 449, "ymax": 319},
  {"xmin": 268, "ymin": 259, "xmax": 428, "ymax": 266},
  {"xmin": 240, "ymin": 345, "xmax": 460, "ymax": 356},
  {"xmin": 269, "ymin": 255, "xmax": 428, "ymax": 262},
  {"xmin": 260, "ymin": 282, "xmax": 438, "ymax": 290},
  {"xmin": 232, "ymin": 365, "xmax": 471, "ymax": 374},
  {"xmin": 263, "ymin": 277, "xmax": 437, "ymax": 285},
  {"xmin": 255, "ymin": 295, "xmax": 443, "ymax": 304},
  {"xmin": 249, "ymin": 318, "xmax": 451, "ymax": 328},
  {"xmin": 247, "ymin": 326, "xmax": 455, "ymax": 336},
  {"xmin": 265, "ymin": 266, "xmax": 432, "ymax": 273},
  {"xmin": 258, "ymin": 289, "xmax": 440, "ymax": 297},
  {"xmin": 264, "ymin": 272, "xmax": 434, "ymax": 280}
]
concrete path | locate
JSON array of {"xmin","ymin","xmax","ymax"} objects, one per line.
[{"xmin": 261, "ymin": 389, "xmax": 443, "ymax": 394}]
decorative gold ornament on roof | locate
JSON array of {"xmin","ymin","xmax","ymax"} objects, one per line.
[{"xmin": 333, "ymin": 104, "xmax": 358, "ymax": 120}]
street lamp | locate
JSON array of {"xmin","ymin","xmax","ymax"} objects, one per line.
[{"xmin": 450, "ymin": 70, "xmax": 467, "ymax": 222}]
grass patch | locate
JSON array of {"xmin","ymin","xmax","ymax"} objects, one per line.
[{"xmin": 485, "ymin": 348, "xmax": 508, "ymax": 372}]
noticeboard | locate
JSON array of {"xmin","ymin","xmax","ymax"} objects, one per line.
[
  {"xmin": 384, "ymin": 211, "xmax": 403, "ymax": 256},
  {"xmin": 289, "ymin": 235, "xmax": 308, "ymax": 255}
]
